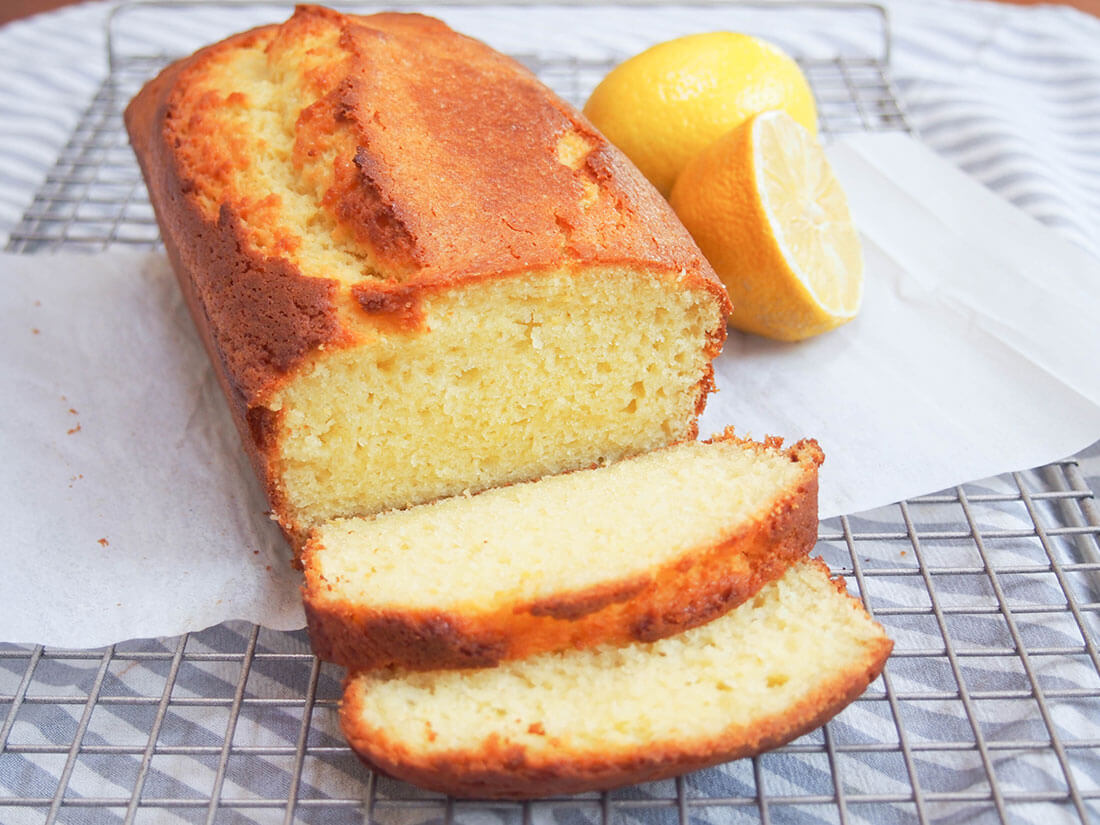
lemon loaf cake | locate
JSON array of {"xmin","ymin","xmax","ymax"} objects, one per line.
[
  {"xmin": 304, "ymin": 430, "xmax": 823, "ymax": 670},
  {"xmin": 341, "ymin": 557, "xmax": 892, "ymax": 798},
  {"xmin": 124, "ymin": 6, "xmax": 730, "ymax": 545}
]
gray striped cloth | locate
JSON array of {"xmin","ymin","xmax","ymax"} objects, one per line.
[
  {"xmin": 1, "ymin": 2, "xmax": 1098, "ymax": 823},
  {"xmin": 1, "ymin": 0, "xmax": 1098, "ymax": 256}
]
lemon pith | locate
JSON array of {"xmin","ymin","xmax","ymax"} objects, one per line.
[
  {"xmin": 669, "ymin": 110, "xmax": 863, "ymax": 342},
  {"xmin": 583, "ymin": 32, "xmax": 817, "ymax": 196}
]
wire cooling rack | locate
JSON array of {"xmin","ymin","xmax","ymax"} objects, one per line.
[{"xmin": 3, "ymin": 3, "xmax": 1099, "ymax": 824}]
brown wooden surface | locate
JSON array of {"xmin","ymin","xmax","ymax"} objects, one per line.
[
  {"xmin": 2, "ymin": 0, "xmax": 84, "ymax": 25},
  {"xmin": 2, "ymin": 0, "xmax": 1100, "ymax": 27}
]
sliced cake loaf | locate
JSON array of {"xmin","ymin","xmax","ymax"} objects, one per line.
[
  {"xmin": 302, "ymin": 430, "xmax": 823, "ymax": 670},
  {"xmin": 124, "ymin": 6, "xmax": 729, "ymax": 547},
  {"xmin": 126, "ymin": 7, "xmax": 888, "ymax": 799},
  {"xmin": 340, "ymin": 557, "xmax": 892, "ymax": 798}
]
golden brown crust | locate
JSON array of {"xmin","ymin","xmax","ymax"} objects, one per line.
[
  {"xmin": 302, "ymin": 433, "xmax": 824, "ymax": 670},
  {"xmin": 124, "ymin": 6, "xmax": 730, "ymax": 545},
  {"xmin": 338, "ymin": 574, "xmax": 892, "ymax": 799},
  {"xmin": 125, "ymin": 28, "xmax": 352, "ymax": 407},
  {"xmin": 124, "ymin": 40, "xmax": 348, "ymax": 538},
  {"xmin": 126, "ymin": 5, "xmax": 729, "ymax": 375}
]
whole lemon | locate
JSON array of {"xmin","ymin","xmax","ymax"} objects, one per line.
[{"xmin": 583, "ymin": 32, "xmax": 817, "ymax": 196}]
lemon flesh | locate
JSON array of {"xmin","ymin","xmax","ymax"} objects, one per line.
[
  {"xmin": 757, "ymin": 111, "xmax": 863, "ymax": 320},
  {"xmin": 583, "ymin": 32, "xmax": 817, "ymax": 196},
  {"xmin": 670, "ymin": 110, "xmax": 863, "ymax": 341}
]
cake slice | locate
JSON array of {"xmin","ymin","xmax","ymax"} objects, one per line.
[
  {"xmin": 303, "ymin": 429, "xmax": 823, "ymax": 670},
  {"xmin": 340, "ymin": 557, "xmax": 892, "ymax": 798}
]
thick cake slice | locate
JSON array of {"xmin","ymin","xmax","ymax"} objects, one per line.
[
  {"xmin": 303, "ymin": 430, "xmax": 823, "ymax": 670},
  {"xmin": 340, "ymin": 558, "xmax": 892, "ymax": 799},
  {"xmin": 124, "ymin": 6, "xmax": 729, "ymax": 546}
]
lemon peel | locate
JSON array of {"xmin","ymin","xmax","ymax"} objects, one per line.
[{"xmin": 583, "ymin": 32, "xmax": 817, "ymax": 196}]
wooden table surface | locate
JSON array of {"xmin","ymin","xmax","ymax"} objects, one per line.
[{"xmin": 2, "ymin": 0, "xmax": 1099, "ymax": 27}]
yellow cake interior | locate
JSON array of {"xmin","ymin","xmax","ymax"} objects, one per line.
[{"xmin": 270, "ymin": 267, "xmax": 718, "ymax": 526}]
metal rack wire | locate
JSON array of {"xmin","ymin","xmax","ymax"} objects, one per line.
[{"xmin": 2, "ymin": 3, "xmax": 1098, "ymax": 824}]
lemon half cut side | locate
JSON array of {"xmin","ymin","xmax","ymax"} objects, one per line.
[{"xmin": 670, "ymin": 109, "xmax": 864, "ymax": 342}]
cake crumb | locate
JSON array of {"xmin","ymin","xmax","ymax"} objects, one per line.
[
  {"xmin": 32, "ymin": 328, "xmax": 39, "ymax": 335},
  {"xmin": 98, "ymin": 538, "xmax": 109, "ymax": 547},
  {"xmin": 67, "ymin": 423, "xmax": 82, "ymax": 435}
]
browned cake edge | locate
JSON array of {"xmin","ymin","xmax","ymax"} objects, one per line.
[
  {"xmin": 123, "ymin": 24, "xmax": 343, "ymax": 544},
  {"xmin": 302, "ymin": 431, "xmax": 824, "ymax": 670},
  {"xmin": 338, "ymin": 558, "xmax": 893, "ymax": 799},
  {"xmin": 123, "ymin": 8, "xmax": 731, "ymax": 549}
]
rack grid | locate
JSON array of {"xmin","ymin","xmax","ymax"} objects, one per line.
[{"xmin": 3, "ymin": 3, "xmax": 1098, "ymax": 824}]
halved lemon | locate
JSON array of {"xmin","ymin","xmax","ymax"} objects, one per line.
[{"xmin": 670, "ymin": 109, "xmax": 863, "ymax": 341}]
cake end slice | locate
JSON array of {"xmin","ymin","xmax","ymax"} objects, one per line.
[{"xmin": 339, "ymin": 557, "xmax": 892, "ymax": 798}]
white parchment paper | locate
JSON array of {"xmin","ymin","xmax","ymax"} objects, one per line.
[
  {"xmin": 1, "ymin": 249, "xmax": 306, "ymax": 647},
  {"xmin": 2, "ymin": 132, "xmax": 1099, "ymax": 648},
  {"xmin": 700, "ymin": 133, "xmax": 1100, "ymax": 517}
]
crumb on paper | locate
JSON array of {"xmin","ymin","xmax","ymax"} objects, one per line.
[
  {"xmin": 31, "ymin": 328, "xmax": 39, "ymax": 335},
  {"xmin": 98, "ymin": 538, "xmax": 109, "ymax": 547},
  {"xmin": 69, "ymin": 408, "xmax": 77, "ymax": 415},
  {"xmin": 67, "ymin": 423, "xmax": 82, "ymax": 435},
  {"xmin": 253, "ymin": 549, "xmax": 260, "ymax": 555}
]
